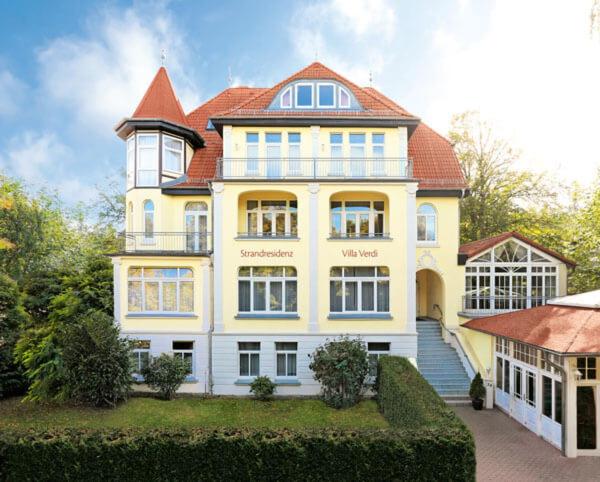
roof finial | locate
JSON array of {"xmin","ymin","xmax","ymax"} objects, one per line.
[
  {"xmin": 369, "ymin": 70, "xmax": 373, "ymax": 87},
  {"xmin": 228, "ymin": 66, "xmax": 233, "ymax": 87},
  {"xmin": 160, "ymin": 49, "xmax": 167, "ymax": 66},
  {"xmin": 315, "ymin": 48, "xmax": 319, "ymax": 61}
]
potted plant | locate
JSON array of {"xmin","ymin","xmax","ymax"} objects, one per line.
[{"xmin": 469, "ymin": 372, "xmax": 486, "ymax": 410}]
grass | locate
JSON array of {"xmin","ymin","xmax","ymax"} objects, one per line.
[{"xmin": 0, "ymin": 397, "xmax": 388, "ymax": 430}]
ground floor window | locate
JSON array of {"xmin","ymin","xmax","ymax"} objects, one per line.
[
  {"xmin": 130, "ymin": 340, "xmax": 150, "ymax": 375},
  {"xmin": 329, "ymin": 266, "xmax": 389, "ymax": 313},
  {"xmin": 127, "ymin": 267, "xmax": 194, "ymax": 314},
  {"xmin": 496, "ymin": 355, "xmax": 510, "ymax": 394},
  {"xmin": 368, "ymin": 342, "xmax": 390, "ymax": 378},
  {"xmin": 172, "ymin": 341, "xmax": 193, "ymax": 375},
  {"xmin": 239, "ymin": 342, "xmax": 260, "ymax": 377},
  {"xmin": 275, "ymin": 342, "xmax": 297, "ymax": 377},
  {"xmin": 542, "ymin": 375, "xmax": 563, "ymax": 424},
  {"xmin": 513, "ymin": 366, "xmax": 522, "ymax": 399},
  {"xmin": 238, "ymin": 267, "xmax": 297, "ymax": 314},
  {"xmin": 525, "ymin": 370, "xmax": 536, "ymax": 407},
  {"xmin": 577, "ymin": 386, "xmax": 597, "ymax": 450}
]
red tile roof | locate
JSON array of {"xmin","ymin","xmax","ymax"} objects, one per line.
[
  {"xmin": 459, "ymin": 231, "xmax": 576, "ymax": 267},
  {"xmin": 132, "ymin": 67, "xmax": 189, "ymax": 126},
  {"xmin": 463, "ymin": 304, "xmax": 600, "ymax": 354}
]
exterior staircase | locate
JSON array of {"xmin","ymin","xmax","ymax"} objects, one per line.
[{"xmin": 416, "ymin": 319, "xmax": 472, "ymax": 406}]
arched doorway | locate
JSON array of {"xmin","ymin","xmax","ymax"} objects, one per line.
[{"xmin": 416, "ymin": 269, "xmax": 445, "ymax": 322}]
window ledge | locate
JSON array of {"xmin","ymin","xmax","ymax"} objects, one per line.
[
  {"xmin": 235, "ymin": 313, "xmax": 300, "ymax": 320},
  {"xmin": 126, "ymin": 313, "xmax": 198, "ymax": 319},
  {"xmin": 417, "ymin": 241, "xmax": 439, "ymax": 248},
  {"xmin": 327, "ymin": 313, "xmax": 393, "ymax": 320},
  {"xmin": 183, "ymin": 376, "xmax": 198, "ymax": 383},
  {"xmin": 235, "ymin": 236, "xmax": 300, "ymax": 241},
  {"xmin": 275, "ymin": 378, "xmax": 301, "ymax": 386},
  {"xmin": 328, "ymin": 236, "xmax": 392, "ymax": 241},
  {"xmin": 234, "ymin": 378, "xmax": 255, "ymax": 386}
]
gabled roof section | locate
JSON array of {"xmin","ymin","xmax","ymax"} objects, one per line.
[
  {"xmin": 459, "ymin": 231, "xmax": 576, "ymax": 267},
  {"xmin": 132, "ymin": 67, "xmax": 188, "ymax": 126},
  {"xmin": 211, "ymin": 62, "xmax": 419, "ymax": 120},
  {"xmin": 463, "ymin": 303, "xmax": 600, "ymax": 355}
]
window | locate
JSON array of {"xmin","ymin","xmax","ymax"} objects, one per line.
[
  {"xmin": 555, "ymin": 380, "xmax": 562, "ymax": 423},
  {"xmin": 368, "ymin": 342, "xmax": 390, "ymax": 378},
  {"xmin": 496, "ymin": 355, "xmax": 510, "ymax": 393},
  {"xmin": 173, "ymin": 341, "xmax": 193, "ymax": 375},
  {"xmin": 127, "ymin": 136, "xmax": 135, "ymax": 189},
  {"xmin": 127, "ymin": 267, "xmax": 193, "ymax": 314},
  {"xmin": 288, "ymin": 133, "xmax": 301, "ymax": 174},
  {"xmin": 280, "ymin": 87, "xmax": 292, "ymax": 108},
  {"xmin": 265, "ymin": 133, "xmax": 282, "ymax": 178},
  {"xmin": 526, "ymin": 370, "xmax": 536, "ymax": 407},
  {"xmin": 238, "ymin": 267, "xmax": 297, "ymax": 313},
  {"xmin": 206, "ymin": 119, "xmax": 215, "ymax": 130},
  {"xmin": 330, "ymin": 200, "xmax": 384, "ymax": 238},
  {"xmin": 330, "ymin": 266, "xmax": 390, "ymax": 313},
  {"xmin": 143, "ymin": 200, "xmax": 154, "ymax": 242},
  {"xmin": 246, "ymin": 132, "xmax": 259, "ymax": 173},
  {"xmin": 163, "ymin": 135, "xmax": 184, "ymax": 173},
  {"xmin": 329, "ymin": 133, "xmax": 343, "ymax": 175},
  {"xmin": 276, "ymin": 342, "xmax": 297, "ymax": 377},
  {"xmin": 185, "ymin": 202, "xmax": 208, "ymax": 252},
  {"xmin": 136, "ymin": 134, "xmax": 159, "ymax": 186},
  {"xmin": 541, "ymin": 350, "xmax": 563, "ymax": 374},
  {"xmin": 246, "ymin": 200, "xmax": 297, "ymax": 236},
  {"xmin": 239, "ymin": 342, "xmax": 260, "ymax": 377},
  {"xmin": 503, "ymin": 358, "xmax": 510, "ymax": 394},
  {"xmin": 417, "ymin": 204, "xmax": 436, "ymax": 242},
  {"xmin": 317, "ymin": 83, "xmax": 335, "ymax": 108},
  {"xmin": 495, "ymin": 338, "xmax": 510, "ymax": 356},
  {"xmin": 339, "ymin": 87, "xmax": 351, "ymax": 108},
  {"xmin": 514, "ymin": 342, "xmax": 538, "ymax": 367},
  {"xmin": 349, "ymin": 133, "xmax": 366, "ymax": 177},
  {"xmin": 130, "ymin": 340, "xmax": 150, "ymax": 375},
  {"xmin": 372, "ymin": 133, "xmax": 385, "ymax": 175},
  {"xmin": 577, "ymin": 357, "xmax": 597, "ymax": 380},
  {"xmin": 295, "ymin": 84, "xmax": 313, "ymax": 108},
  {"xmin": 513, "ymin": 366, "xmax": 523, "ymax": 399}
]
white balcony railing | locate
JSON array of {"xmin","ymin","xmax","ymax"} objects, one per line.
[{"xmin": 216, "ymin": 157, "xmax": 412, "ymax": 180}]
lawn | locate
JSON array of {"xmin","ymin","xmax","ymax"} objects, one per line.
[{"xmin": 0, "ymin": 397, "xmax": 388, "ymax": 430}]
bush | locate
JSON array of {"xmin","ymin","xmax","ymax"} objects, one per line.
[
  {"xmin": 469, "ymin": 372, "xmax": 486, "ymax": 400},
  {"xmin": 61, "ymin": 311, "xmax": 132, "ymax": 407},
  {"xmin": 250, "ymin": 375, "xmax": 276, "ymax": 400},
  {"xmin": 0, "ymin": 427, "xmax": 474, "ymax": 481},
  {"xmin": 309, "ymin": 336, "xmax": 369, "ymax": 408},
  {"xmin": 141, "ymin": 354, "xmax": 188, "ymax": 400}
]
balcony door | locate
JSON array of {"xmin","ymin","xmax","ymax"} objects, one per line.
[
  {"xmin": 266, "ymin": 133, "xmax": 281, "ymax": 179},
  {"xmin": 185, "ymin": 202, "xmax": 208, "ymax": 253},
  {"xmin": 349, "ymin": 133, "xmax": 365, "ymax": 177}
]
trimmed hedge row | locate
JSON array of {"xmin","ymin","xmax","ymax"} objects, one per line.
[
  {"xmin": 2, "ymin": 426, "xmax": 468, "ymax": 481},
  {"xmin": 377, "ymin": 356, "xmax": 476, "ymax": 480}
]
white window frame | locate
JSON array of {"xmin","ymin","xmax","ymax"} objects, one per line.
[
  {"xmin": 162, "ymin": 134, "xmax": 184, "ymax": 174},
  {"xmin": 275, "ymin": 342, "xmax": 298, "ymax": 378},
  {"xmin": 136, "ymin": 133, "xmax": 159, "ymax": 187},
  {"xmin": 288, "ymin": 132, "xmax": 301, "ymax": 174},
  {"xmin": 317, "ymin": 82, "xmax": 336, "ymax": 108},
  {"xmin": 127, "ymin": 267, "xmax": 194, "ymax": 315},
  {"xmin": 417, "ymin": 203, "xmax": 437, "ymax": 243},
  {"xmin": 330, "ymin": 200, "xmax": 385, "ymax": 238},
  {"xmin": 172, "ymin": 341, "xmax": 194, "ymax": 377},
  {"xmin": 246, "ymin": 200, "xmax": 298, "ymax": 237},
  {"xmin": 246, "ymin": 132, "xmax": 259, "ymax": 174},
  {"xmin": 338, "ymin": 86, "xmax": 351, "ymax": 108},
  {"xmin": 143, "ymin": 200, "xmax": 155, "ymax": 243},
  {"xmin": 131, "ymin": 340, "xmax": 150, "ymax": 375},
  {"xmin": 329, "ymin": 266, "xmax": 390, "ymax": 314},
  {"xmin": 238, "ymin": 267, "xmax": 297, "ymax": 314},
  {"xmin": 525, "ymin": 369, "xmax": 536, "ymax": 407},
  {"xmin": 280, "ymin": 86, "xmax": 292, "ymax": 108},
  {"xmin": 126, "ymin": 136, "xmax": 135, "ymax": 189},
  {"xmin": 294, "ymin": 83, "xmax": 313, "ymax": 108},
  {"xmin": 368, "ymin": 342, "xmax": 390, "ymax": 378},
  {"xmin": 238, "ymin": 342, "xmax": 261, "ymax": 378}
]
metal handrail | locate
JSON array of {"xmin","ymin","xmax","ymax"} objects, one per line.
[{"xmin": 119, "ymin": 231, "xmax": 212, "ymax": 254}]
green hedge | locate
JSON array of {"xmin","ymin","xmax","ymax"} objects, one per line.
[
  {"xmin": 377, "ymin": 356, "xmax": 476, "ymax": 480},
  {"xmin": 1, "ymin": 427, "xmax": 469, "ymax": 481}
]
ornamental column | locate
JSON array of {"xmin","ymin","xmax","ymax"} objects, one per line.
[
  {"xmin": 308, "ymin": 182, "xmax": 320, "ymax": 332},
  {"xmin": 406, "ymin": 183, "xmax": 418, "ymax": 333},
  {"xmin": 212, "ymin": 182, "xmax": 225, "ymax": 333}
]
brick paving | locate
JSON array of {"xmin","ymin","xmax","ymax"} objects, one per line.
[{"xmin": 453, "ymin": 406, "xmax": 600, "ymax": 481}]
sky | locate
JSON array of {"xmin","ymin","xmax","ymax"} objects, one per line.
[{"xmin": 0, "ymin": 0, "xmax": 599, "ymax": 204}]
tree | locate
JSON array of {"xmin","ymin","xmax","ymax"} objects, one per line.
[
  {"xmin": 142, "ymin": 354, "xmax": 189, "ymax": 400},
  {"xmin": 449, "ymin": 112, "xmax": 553, "ymax": 243},
  {"xmin": 309, "ymin": 336, "xmax": 369, "ymax": 409}
]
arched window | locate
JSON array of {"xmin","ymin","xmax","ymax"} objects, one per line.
[
  {"xmin": 417, "ymin": 204, "xmax": 436, "ymax": 242},
  {"xmin": 143, "ymin": 200, "xmax": 154, "ymax": 241},
  {"xmin": 185, "ymin": 202, "xmax": 208, "ymax": 252}
]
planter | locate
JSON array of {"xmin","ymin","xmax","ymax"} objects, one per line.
[{"xmin": 471, "ymin": 398, "xmax": 484, "ymax": 410}]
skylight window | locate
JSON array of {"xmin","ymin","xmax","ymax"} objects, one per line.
[
  {"xmin": 295, "ymin": 84, "xmax": 313, "ymax": 108},
  {"xmin": 318, "ymin": 84, "xmax": 335, "ymax": 108}
]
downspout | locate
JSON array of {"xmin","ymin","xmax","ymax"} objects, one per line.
[{"xmin": 542, "ymin": 352, "xmax": 567, "ymax": 457}]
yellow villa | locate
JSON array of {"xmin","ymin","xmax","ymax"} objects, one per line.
[{"xmin": 111, "ymin": 62, "xmax": 600, "ymax": 456}]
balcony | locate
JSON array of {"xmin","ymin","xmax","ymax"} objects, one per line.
[
  {"xmin": 119, "ymin": 232, "xmax": 212, "ymax": 255},
  {"xmin": 461, "ymin": 295, "xmax": 550, "ymax": 316},
  {"xmin": 216, "ymin": 157, "xmax": 412, "ymax": 180}
]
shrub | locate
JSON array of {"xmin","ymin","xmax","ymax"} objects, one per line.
[
  {"xmin": 309, "ymin": 336, "xmax": 369, "ymax": 409},
  {"xmin": 250, "ymin": 375, "xmax": 276, "ymax": 400},
  {"xmin": 469, "ymin": 372, "xmax": 486, "ymax": 400},
  {"xmin": 141, "ymin": 354, "xmax": 188, "ymax": 400},
  {"xmin": 61, "ymin": 311, "xmax": 132, "ymax": 407}
]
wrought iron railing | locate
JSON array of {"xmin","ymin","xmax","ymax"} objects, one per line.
[
  {"xmin": 462, "ymin": 295, "xmax": 550, "ymax": 315},
  {"xmin": 216, "ymin": 157, "xmax": 413, "ymax": 180},
  {"xmin": 120, "ymin": 232, "xmax": 212, "ymax": 255}
]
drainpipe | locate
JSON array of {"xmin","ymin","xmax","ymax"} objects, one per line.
[{"xmin": 542, "ymin": 352, "xmax": 567, "ymax": 457}]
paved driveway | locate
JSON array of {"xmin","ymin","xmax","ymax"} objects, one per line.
[{"xmin": 453, "ymin": 406, "xmax": 600, "ymax": 481}]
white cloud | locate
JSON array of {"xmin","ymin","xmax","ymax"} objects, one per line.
[
  {"xmin": 0, "ymin": 70, "xmax": 25, "ymax": 117},
  {"xmin": 423, "ymin": 0, "xmax": 600, "ymax": 183},
  {"xmin": 36, "ymin": 4, "xmax": 200, "ymax": 134}
]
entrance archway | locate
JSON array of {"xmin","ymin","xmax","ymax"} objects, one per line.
[{"xmin": 416, "ymin": 269, "xmax": 445, "ymax": 322}]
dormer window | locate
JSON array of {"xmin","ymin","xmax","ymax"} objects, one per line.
[
  {"xmin": 163, "ymin": 135, "xmax": 183, "ymax": 174},
  {"xmin": 280, "ymin": 87, "xmax": 292, "ymax": 108},
  {"xmin": 295, "ymin": 83, "xmax": 313, "ymax": 108},
  {"xmin": 339, "ymin": 87, "xmax": 350, "ymax": 108},
  {"xmin": 317, "ymin": 83, "xmax": 335, "ymax": 108}
]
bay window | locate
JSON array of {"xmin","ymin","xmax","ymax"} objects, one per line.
[
  {"xmin": 239, "ymin": 342, "xmax": 260, "ymax": 377},
  {"xmin": 276, "ymin": 342, "xmax": 297, "ymax": 378},
  {"xmin": 238, "ymin": 267, "xmax": 297, "ymax": 314},
  {"xmin": 246, "ymin": 200, "xmax": 297, "ymax": 237},
  {"xmin": 127, "ymin": 267, "xmax": 193, "ymax": 314},
  {"xmin": 330, "ymin": 200, "xmax": 384, "ymax": 238},
  {"xmin": 330, "ymin": 266, "xmax": 389, "ymax": 314},
  {"xmin": 136, "ymin": 133, "xmax": 159, "ymax": 186},
  {"xmin": 163, "ymin": 135, "xmax": 184, "ymax": 173}
]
